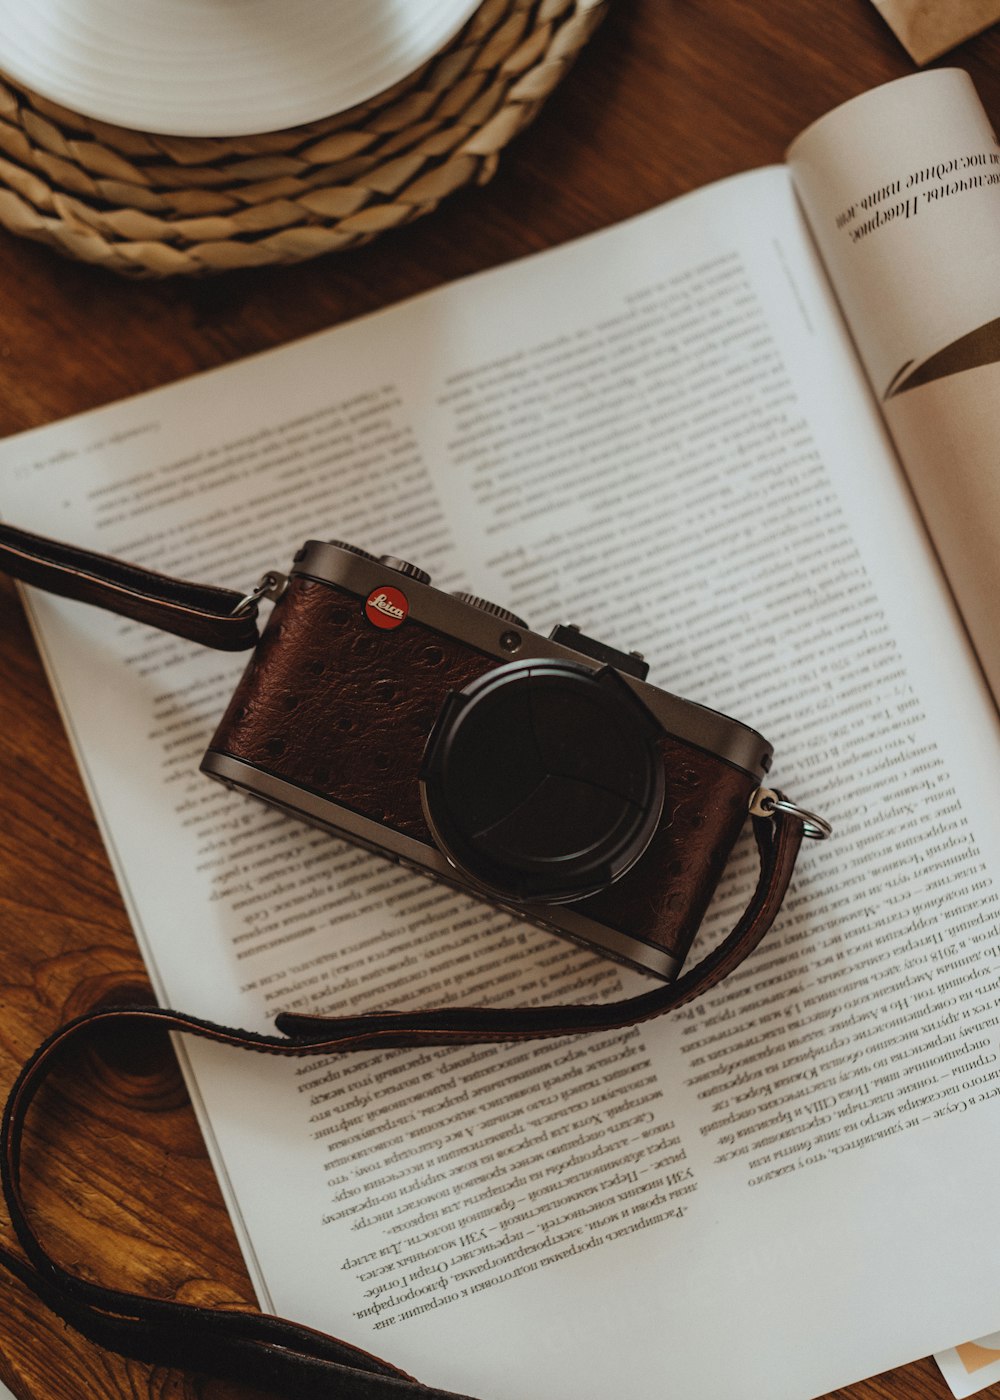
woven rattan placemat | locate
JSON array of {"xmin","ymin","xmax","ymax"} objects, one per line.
[{"xmin": 0, "ymin": 0, "xmax": 607, "ymax": 277}]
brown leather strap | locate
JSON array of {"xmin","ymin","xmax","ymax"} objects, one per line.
[
  {"xmin": 274, "ymin": 809, "xmax": 802, "ymax": 1046},
  {"xmin": 0, "ymin": 517, "xmax": 807, "ymax": 1392},
  {"xmin": 0, "ymin": 522, "xmax": 260, "ymax": 650},
  {"xmin": 0, "ymin": 809, "xmax": 801, "ymax": 1399}
]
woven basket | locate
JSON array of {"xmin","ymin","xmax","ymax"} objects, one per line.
[{"xmin": 0, "ymin": 0, "xmax": 607, "ymax": 277}]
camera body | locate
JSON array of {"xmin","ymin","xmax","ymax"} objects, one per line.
[{"xmin": 201, "ymin": 541, "xmax": 773, "ymax": 979}]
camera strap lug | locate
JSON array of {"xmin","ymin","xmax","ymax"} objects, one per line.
[
  {"xmin": 750, "ymin": 786, "xmax": 832, "ymax": 840},
  {"xmin": 232, "ymin": 569, "xmax": 288, "ymax": 616}
]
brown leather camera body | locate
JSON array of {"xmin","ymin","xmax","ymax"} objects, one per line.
[{"xmin": 202, "ymin": 542, "xmax": 773, "ymax": 979}]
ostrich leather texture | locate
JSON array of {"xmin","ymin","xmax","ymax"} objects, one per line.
[{"xmin": 207, "ymin": 577, "xmax": 755, "ymax": 963}]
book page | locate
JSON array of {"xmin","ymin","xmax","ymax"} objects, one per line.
[
  {"xmin": 2, "ymin": 167, "xmax": 1000, "ymax": 1400},
  {"xmin": 787, "ymin": 69, "xmax": 1000, "ymax": 706},
  {"xmin": 870, "ymin": 0, "xmax": 1000, "ymax": 63}
]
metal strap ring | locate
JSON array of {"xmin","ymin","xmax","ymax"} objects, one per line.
[
  {"xmin": 231, "ymin": 570, "xmax": 286, "ymax": 617},
  {"xmin": 750, "ymin": 788, "xmax": 832, "ymax": 840}
]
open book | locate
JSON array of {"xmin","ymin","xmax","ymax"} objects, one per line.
[{"xmin": 1, "ymin": 68, "xmax": 999, "ymax": 1400}]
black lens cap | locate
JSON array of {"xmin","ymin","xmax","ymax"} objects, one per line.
[{"xmin": 419, "ymin": 659, "xmax": 665, "ymax": 903}]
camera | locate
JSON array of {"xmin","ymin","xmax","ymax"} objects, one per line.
[{"xmin": 201, "ymin": 541, "xmax": 774, "ymax": 980}]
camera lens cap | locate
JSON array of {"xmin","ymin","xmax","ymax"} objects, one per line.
[{"xmin": 419, "ymin": 658, "xmax": 665, "ymax": 904}]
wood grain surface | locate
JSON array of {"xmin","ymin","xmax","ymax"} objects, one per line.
[{"xmin": 1, "ymin": 2, "xmax": 999, "ymax": 1397}]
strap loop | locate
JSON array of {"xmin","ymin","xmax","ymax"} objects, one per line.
[
  {"xmin": 0, "ymin": 522, "xmax": 260, "ymax": 651},
  {"xmin": 0, "ymin": 516, "xmax": 812, "ymax": 1392},
  {"xmin": 0, "ymin": 809, "xmax": 802, "ymax": 1398},
  {"xmin": 750, "ymin": 786, "xmax": 832, "ymax": 839}
]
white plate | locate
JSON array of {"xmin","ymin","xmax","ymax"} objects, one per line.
[{"xmin": 0, "ymin": 0, "xmax": 483, "ymax": 137}]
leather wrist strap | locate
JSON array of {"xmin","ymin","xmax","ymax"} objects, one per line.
[
  {"xmin": 0, "ymin": 522, "xmax": 260, "ymax": 650},
  {"xmin": 0, "ymin": 809, "xmax": 801, "ymax": 1399},
  {"xmin": 0, "ymin": 519, "xmax": 808, "ymax": 1391},
  {"xmin": 273, "ymin": 810, "xmax": 801, "ymax": 1047}
]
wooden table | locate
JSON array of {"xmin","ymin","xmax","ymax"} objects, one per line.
[{"xmin": 1, "ymin": 3, "xmax": 998, "ymax": 1397}]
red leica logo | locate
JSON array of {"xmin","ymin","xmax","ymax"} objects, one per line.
[{"xmin": 365, "ymin": 585, "xmax": 409, "ymax": 629}]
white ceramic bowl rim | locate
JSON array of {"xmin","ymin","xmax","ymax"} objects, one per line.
[{"xmin": 0, "ymin": 0, "xmax": 484, "ymax": 136}]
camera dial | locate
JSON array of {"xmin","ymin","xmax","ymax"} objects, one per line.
[
  {"xmin": 377, "ymin": 554, "xmax": 431, "ymax": 585},
  {"xmin": 322, "ymin": 540, "xmax": 381, "ymax": 561},
  {"xmin": 419, "ymin": 658, "xmax": 665, "ymax": 904},
  {"xmin": 451, "ymin": 592, "xmax": 528, "ymax": 629}
]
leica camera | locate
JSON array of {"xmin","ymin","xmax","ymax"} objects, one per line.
[{"xmin": 201, "ymin": 541, "xmax": 774, "ymax": 979}]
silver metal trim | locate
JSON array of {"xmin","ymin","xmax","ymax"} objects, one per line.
[
  {"xmin": 201, "ymin": 750, "xmax": 682, "ymax": 980},
  {"xmin": 291, "ymin": 540, "xmax": 773, "ymax": 779},
  {"xmin": 750, "ymin": 787, "xmax": 832, "ymax": 840},
  {"xmin": 232, "ymin": 570, "xmax": 287, "ymax": 616}
]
